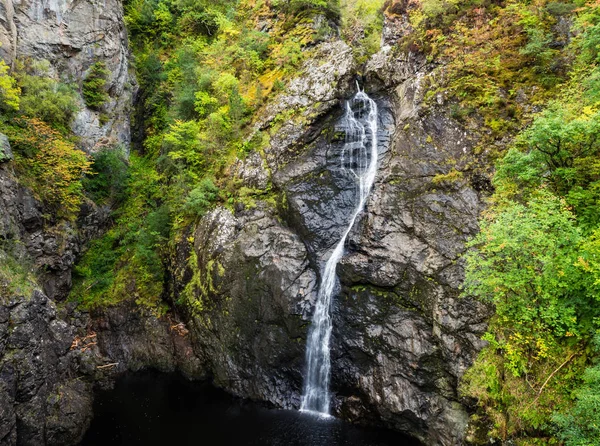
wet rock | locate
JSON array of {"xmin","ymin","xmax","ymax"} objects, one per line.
[
  {"xmin": 255, "ymin": 39, "xmax": 356, "ymax": 173},
  {"xmin": 91, "ymin": 300, "xmax": 204, "ymax": 379},
  {"xmin": 45, "ymin": 380, "xmax": 93, "ymax": 446},
  {"xmin": 0, "ymin": 290, "xmax": 94, "ymax": 446},
  {"xmin": 180, "ymin": 206, "xmax": 318, "ymax": 409},
  {"xmin": 183, "ymin": 29, "xmax": 491, "ymax": 446}
]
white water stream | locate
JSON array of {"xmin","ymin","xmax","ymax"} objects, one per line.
[{"xmin": 300, "ymin": 87, "xmax": 379, "ymax": 415}]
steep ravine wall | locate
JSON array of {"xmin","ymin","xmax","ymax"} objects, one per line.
[
  {"xmin": 175, "ymin": 24, "xmax": 491, "ymax": 446},
  {"xmin": 0, "ymin": 121, "xmax": 202, "ymax": 445},
  {"xmin": 0, "ymin": 0, "xmax": 194, "ymax": 443},
  {"xmin": 0, "ymin": 6, "xmax": 493, "ymax": 446}
]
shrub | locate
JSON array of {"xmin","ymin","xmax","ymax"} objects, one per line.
[
  {"xmin": 184, "ymin": 177, "xmax": 219, "ymax": 217},
  {"xmin": 0, "ymin": 60, "xmax": 20, "ymax": 112},
  {"xmin": 82, "ymin": 61, "xmax": 110, "ymax": 109},
  {"xmin": 83, "ymin": 147, "xmax": 130, "ymax": 204},
  {"xmin": 17, "ymin": 60, "xmax": 78, "ymax": 131},
  {"xmin": 71, "ymin": 154, "xmax": 169, "ymax": 313},
  {"xmin": 5, "ymin": 117, "xmax": 92, "ymax": 220}
]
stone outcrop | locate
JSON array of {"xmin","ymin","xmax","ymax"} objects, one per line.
[
  {"xmin": 0, "ymin": 155, "xmax": 201, "ymax": 445},
  {"xmin": 178, "ymin": 20, "xmax": 491, "ymax": 445},
  {"xmin": 0, "ymin": 158, "xmax": 108, "ymax": 301},
  {"xmin": 0, "ymin": 286, "xmax": 202, "ymax": 445},
  {"xmin": 0, "ymin": 290, "xmax": 94, "ymax": 445},
  {"xmin": 1, "ymin": 4, "xmax": 494, "ymax": 445},
  {"xmin": 0, "ymin": 134, "xmax": 12, "ymax": 163},
  {"xmin": 0, "ymin": 0, "xmax": 135, "ymax": 150}
]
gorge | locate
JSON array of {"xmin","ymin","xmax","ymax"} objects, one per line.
[{"xmin": 1, "ymin": 0, "xmax": 600, "ymax": 445}]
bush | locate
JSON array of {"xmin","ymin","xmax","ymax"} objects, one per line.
[
  {"xmin": 82, "ymin": 61, "xmax": 110, "ymax": 109},
  {"xmin": 71, "ymin": 154, "xmax": 169, "ymax": 314},
  {"xmin": 273, "ymin": 0, "xmax": 339, "ymax": 19},
  {"xmin": 4, "ymin": 117, "xmax": 92, "ymax": 220},
  {"xmin": 83, "ymin": 147, "xmax": 130, "ymax": 204},
  {"xmin": 183, "ymin": 177, "xmax": 219, "ymax": 217},
  {"xmin": 17, "ymin": 60, "xmax": 78, "ymax": 131},
  {"xmin": 0, "ymin": 60, "xmax": 20, "ymax": 112}
]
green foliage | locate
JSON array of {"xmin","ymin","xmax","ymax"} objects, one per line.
[
  {"xmin": 465, "ymin": 192, "xmax": 594, "ymax": 374},
  {"xmin": 178, "ymin": 246, "xmax": 225, "ymax": 315},
  {"xmin": 1, "ymin": 117, "xmax": 92, "ymax": 220},
  {"xmin": 82, "ymin": 61, "xmax": 110, "ymax": 109},
  {"xmin": 554, "ymin": 358, "xmax": 600, "ymax": 446},
  {"xmin": 83, "ymin": 147, "xmax": 130, "ymax": 204},
  {"xmin": 398, "ymin": 0, "xmax": 575, "ymax": 158},
  {"xmin": 121, "ymin": 0, "xmax": 333, "ymax": 227},
  {"xmin": 496, "ymin": 105, "xmax": 600, "ymax": 230},
  {"xmin": 183, "ymin": 177, "xmax": 219, "ymax": 217},
  {"xmin": 16, "ymin": 60, "xmax": 78, "ymax": 131},
  {"xmin": 71, "ymin": 154, "xmax": 169, "ymax": 314},
  {"xmin": 272, "ymin": 0, "xmax": 339, "ymax": 19},
  {"xmin": 341, "ymin": 0, "xmax": 385, "ymax": 64},
  {"xmin": 462, "ymin": 5, "xmax": 600, "ymax": 443},
  {"xmin": 0, "ymin": 247, "xmax": 36, "ymax": 299},
  {"xmin": 71, "ymin": 0, "xmax": 342, "ymax": 316},
  {"xmin": 0, "ymin": 60, "xmax": 20, "ymax": 112}
]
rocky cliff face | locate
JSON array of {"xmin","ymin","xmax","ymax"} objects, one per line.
[
  {"xmin": 176, "ymin": 18, "xmax": 491, "ymax": 446},
  {"xmin": 0, "ymin": 0, "xmax": 135, "ymax": 150},
  {"xmin": 0, "ymin": 0, "xmax": 193, "ymax": 441},
  {"xmin": 0, "ymin": 148, "xmax": 202, "ymax": 444},
  {"xmin": 1, "ymin": 4, "xmax": 492, "ymax": 445}
]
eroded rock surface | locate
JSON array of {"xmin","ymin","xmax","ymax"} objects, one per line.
[
  {"xmin": 1, "ymin": 6, "xmax": 493, "ymax": 446},
  {"xmin": 178, "ymin": 206, "xmax": 317, "ymax": 409},
  {"xmin": 182, "ymin": 24, "xmax": 490, "ymax": 445}
]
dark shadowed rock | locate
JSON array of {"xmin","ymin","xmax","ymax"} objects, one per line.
[{"xmin": 180, "ymin": 21, "xmax": 491, "ymax": 444}]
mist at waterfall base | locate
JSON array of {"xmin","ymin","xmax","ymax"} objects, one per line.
[
  {"xmin": 79, "ymin": 371, "xmax": 421, "ymax": 446},
  {"xmin": 301, "ymin": 89, "xmax": 379, "ymax": 415}
]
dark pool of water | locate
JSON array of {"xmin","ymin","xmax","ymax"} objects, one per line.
[{"xmin": 79, "ymin": 372, "xmax": 421, "ymax": 446}]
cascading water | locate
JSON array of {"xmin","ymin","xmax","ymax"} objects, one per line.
[{"xmin": 300, "ymin": 87, "xmax": 379, "ymax": 416}]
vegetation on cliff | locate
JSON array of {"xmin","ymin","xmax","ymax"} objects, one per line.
[
  {"xmin": 3, "ymin": 0, "xmax": 600, "ymax": 443},
  {"xmin": 69, "ymin": 0, "xmax": 385, "ymax": 312},
  {"xmin": 452, "ymin": 1, "xmax": 600, "ymax": 444}
]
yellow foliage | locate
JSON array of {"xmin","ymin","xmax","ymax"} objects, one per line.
[
  {"xmin": 7, "ymin": 118, "xmax": 92, "ymax": 220},
  {"xmin": 0, "ymin": 59, "xmax": 20, "ymax": 111}
]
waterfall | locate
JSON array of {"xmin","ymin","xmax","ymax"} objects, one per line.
[{"xmin": 300, "ymin": 87, "xmax": 379, "ymax": 416}]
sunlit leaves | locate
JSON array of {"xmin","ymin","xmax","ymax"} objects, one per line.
[
  {"xmin": 0, "ymin": 60, "xmax": 20, "ymax": 112},
  {"xmin": 465, "ymin": 191, "xmax": 587, "ymax": 375},
  {"xmin": 4, "ymin": 118, "xmax": 92, "ymax": 220}
]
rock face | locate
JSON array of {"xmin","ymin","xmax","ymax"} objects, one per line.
[
  {"xmin": 0, "ymin": 160, "xmax": 110, "ymax": 301},
  {"xmin": 179, "ymin": 207, "xmax": 317, "ymax": 409},
  {"xmin": 0, "ymin": 0, "xmax": 135, "ymax": 150},
  {"xmin": 0, "ymin": 134, "xmax": 12, "ymax": 163},
  {"xmin": 0, "ymin": 287, "xmax": 203, "ymax": 445},
  {"xmin": 0, "ymin": 158, "xmax": 202, "ymax": 445},
  {"xmin": 1, "ymin": 5, "xmax": 492, "ymax": 446},
  {"xmin": 0, "ymin": 290, "xmax": 93, "ymax": 445},
  {"xmin": 179, "ymin": 19, "xmax": 490, "ymax": 446}
]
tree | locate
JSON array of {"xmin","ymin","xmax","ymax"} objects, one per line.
[
  {"xmin": 82, "ymin": 61, "xmax": 110, "ymax": 109},
  {"xmin": 464, "ymin": 191, "xmax": 588, "ymax": 376}
]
